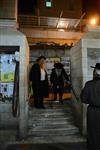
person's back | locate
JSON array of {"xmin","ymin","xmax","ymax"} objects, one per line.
[
  {"xmin": 80, "ymin": 63, "xmax": 100, "ymax": 150},
  {"xmin": 80, "ymin": 79, "xmax": 100, "ymax": 106}
]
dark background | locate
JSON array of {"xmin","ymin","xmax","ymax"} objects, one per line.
[
  {"xmin": 18, "ymin": 0, "xmax": 100, "ymax": 18},
  {"xmin": 18, "ymin": 0, "xmax": 37, "ymax": 14},
  {"xmin": 82, "ymin": 0, "xmax": 100, "ymax": 18}
]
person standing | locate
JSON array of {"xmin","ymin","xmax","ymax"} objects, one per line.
[
  {"xmin": 29, "ymin": 56, "xmax": 49, "ymax": 108},
  {"xmin": 50, "ymin": 62, "xmax": 69, "ymax": 103},
  {"xmin": 80, "ymin": 63, "xmax": 100, "ymax": 150}
]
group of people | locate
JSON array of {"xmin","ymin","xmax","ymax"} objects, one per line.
[
  {"xmin": 29, "ymin": 55, "xmax": 100, "ymax": 150},
  {"xmin": 29, "ymin": 56, "xmax": 70, "ymax": 109}
]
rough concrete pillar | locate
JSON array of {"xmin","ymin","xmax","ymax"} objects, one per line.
[
  {"xmin": 0, "ymin": 0, "xmax": 29, "ymax": 139},
  {"xmin": 0, "ymin": 0, "xmax": 17, "ymax": 20}
]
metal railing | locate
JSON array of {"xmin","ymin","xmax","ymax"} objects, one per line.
[
  {"xmin": 12, "ymin": 61, "xmax": 19, "ymax": 117},
  {"xmin": 18, "ymin": 15, "xmax": 87, "ymax": 31}
]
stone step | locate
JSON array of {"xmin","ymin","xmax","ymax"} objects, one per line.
[
  {"xmin": 26, "ymin": 135, "xmax": 86, "ymax": 143},
  {"xmin": 29, "ymin": 105, "xmax": 71, "ymax": 111},
  {"xmin": 28, "ymin": 127, "xmax": 79, "ymax": 137},
  {"xmin": 29, "ymin": 110, "xmax": 71, "ymax": 115},
  {"xmin": 28, "ymin": 114, "xmax": 72, "ymax": 120},
  {"xmin": 5, "ymin": 142, "xmax": 87, "ymax": 150},
  {"xmin": 28, "ymin": 110, "xmax": 72, "ymax": 117},
  {"xmin": 28, "ymin": 119, "xmax": 74, "ymax": 127},
  {"xmin": 27, "ymin": 100, "xmax": 82, "ymax": 143},
  {"xmin": 29, "ymin": 113, "xmax": 72, "ymax": 119},
  {"xmin": 28, "ymin": 116, "xmax": 73, "ymax": 122},
  {"xmin": 29, "ymin": 105, "xmax": 71, "ymax": 112},
  {"xmin": 28, "ymin": 123, "xmax": 78, "ymax": 130},
  {"xmin": 29, "ymin": 106, "xmax": 70, "ymax": 110}
]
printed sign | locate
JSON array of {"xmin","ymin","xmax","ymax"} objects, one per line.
[{"xmin": 0, "ymin": 54, "xmax": 16, "ymax": 102}]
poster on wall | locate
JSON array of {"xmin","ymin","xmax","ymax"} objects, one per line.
[
  {"xmin": 61, "ymin": 57, "xmax": 70, "ymax": 75},
  {"xmin": 0, "ymin": 54, "xmax": 16, "ymax": 102},
  {"xmin": 46, "ymin": 57, "xmax": 61, "ymax": 80}
]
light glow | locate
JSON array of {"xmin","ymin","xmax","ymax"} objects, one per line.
[
  {"xmin": 57, "ymin": 21, "xmax": 66, "ymax": 29},
  {"xmin": 58, "ymin": 29, "xmax": 65, "ymax": 32},
  {"xmin": 90, "ymin": 18, "xmax": 97, "ymax": 25}
]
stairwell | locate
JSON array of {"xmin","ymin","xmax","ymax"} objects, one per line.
[
  {"xmin": 2, "ymin": 100, "xmax": 87, "ymax": 150},
  {"xmin": 27, "ymin": 100, "xmax": 86, "ymax": 143}
]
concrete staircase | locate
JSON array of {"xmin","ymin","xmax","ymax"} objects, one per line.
[
  {"xmin": 1, "ymin": 100, "xmax": 87, "ymax": 150},
  {"xmin": 27, "ymin": 100, "xmax": 86, "ymax": 143}
]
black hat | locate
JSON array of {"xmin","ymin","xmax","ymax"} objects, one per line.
[
  {"xmin": 91, "ymin": 63, "xmax": 100, "ymax": 70},
  {"xmin": 54, "ymin": 63, "xmax": 63, "ymax": 69},
  {"xmin": 37, "ymin": 56, "xmax": 46, "ymax": 61}
]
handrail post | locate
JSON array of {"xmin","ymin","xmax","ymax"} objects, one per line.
[{"xmin": 37, "ymin": 8, "xmax": 40, "ymax": 26}]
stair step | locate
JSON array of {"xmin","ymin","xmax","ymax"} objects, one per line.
[
  {"xmin": 29, "ymin": 115, "xmax": 72, "ymax": 121},
  {"xmin": 26, "ymin": 135, "xmax": 86, "ymax": 143},
  {"xmin": 29, "ymin": 104, "xmax": 71, "ymax": 111},
  {"xmin": 28, "ymin": 128, "xmax": 79, "ymax": 137},
  {"xmin": 28, "ymin": 116, "xmax": 73, "ymax": 123},
  {"xmin": 28, "ymin": 121, "xmax": 77, "ymax": 129},
  {"xmin": 28, "ymin": 115, "xmax": 72, "ymax": 120},
  {"xmin": 28, "ymin": 119, "xmax": 74, "ymax": 127},
  {"xmin": 29, "ymin": 110, "xmax": 72, "ymax": 116},
  {"xmin": 27, "ymin": 100, "xmax": 84, "ymax": 143}
]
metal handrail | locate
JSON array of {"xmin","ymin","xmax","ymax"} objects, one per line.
[
  {"xmin": 12, "ymin": 61, "xmax": 19, "ymax": 117},
  {"xmin": 18, "ymin": 15, "xmax": 87, "ymax": 31}
]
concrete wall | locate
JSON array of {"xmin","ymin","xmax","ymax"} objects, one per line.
[
  {"xmin": 30, "ymin": 48, "xmax": 70, "ymax": 58},
  {"xmin": 0, "ymin": 0, "xmax": 17, "ymax": 19},
  {"xmin": 70, "ymin": 41, "xmax": 83, "ymax": 132},
  {"xmin": 70, "ymin": 26, "xmax": 100, "ymax": 135},
  {"xmin": 20, "ymin": 28, "xmax": 83, "ymax": 41},
  {"xmin": 36, "ymin": 0, "xmax": 82, "ymax": 18},
  {"xmin": 0, "ymin": 28, "xmax": 29, "ymax": 138}
]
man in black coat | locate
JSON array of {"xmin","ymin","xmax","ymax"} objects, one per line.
[
  {"xmin": 29, "ymin": 56, "xmax": 49, "ymax": 108},
  {"xmin": 50, "ymin": 62, "xmax": 69, "ymax": 103},
  {"xmin": 80, "ymin": 63, "xmax": 100, "ymax": 150}
]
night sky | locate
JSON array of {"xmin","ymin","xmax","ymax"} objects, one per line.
[{"xmin": 18, "ymin": 0, "xmax": 100, "ymax": 18}]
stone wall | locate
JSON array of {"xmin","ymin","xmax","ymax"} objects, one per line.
[
  {"xmin": 0, "ymin": 27, "xmax": 29, "ymax": 138},
  {"xmin": 70, "ymin": 26, "xmax": 100, "ymax": 135},
  {"xmin": 0, "ymin": 0, "xmax": 17, "ymax": 19}
]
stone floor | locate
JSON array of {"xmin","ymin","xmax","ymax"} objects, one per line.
[{"xmin": 6, "ymin": 142, "xmax": 87, "ymax": 150}]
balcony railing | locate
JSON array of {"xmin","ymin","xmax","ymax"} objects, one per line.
[{"xmin": 18, "ymin": 15, "xmax": 87, "ymax": 31}]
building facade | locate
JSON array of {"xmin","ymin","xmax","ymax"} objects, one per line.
[
  {"xmin": 35, "ymin": 0, "xmax": 82, "ymax": 18},
  {"xmin": 0, "ymin": 0, "xmax": 17, "ymax": 19}
]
